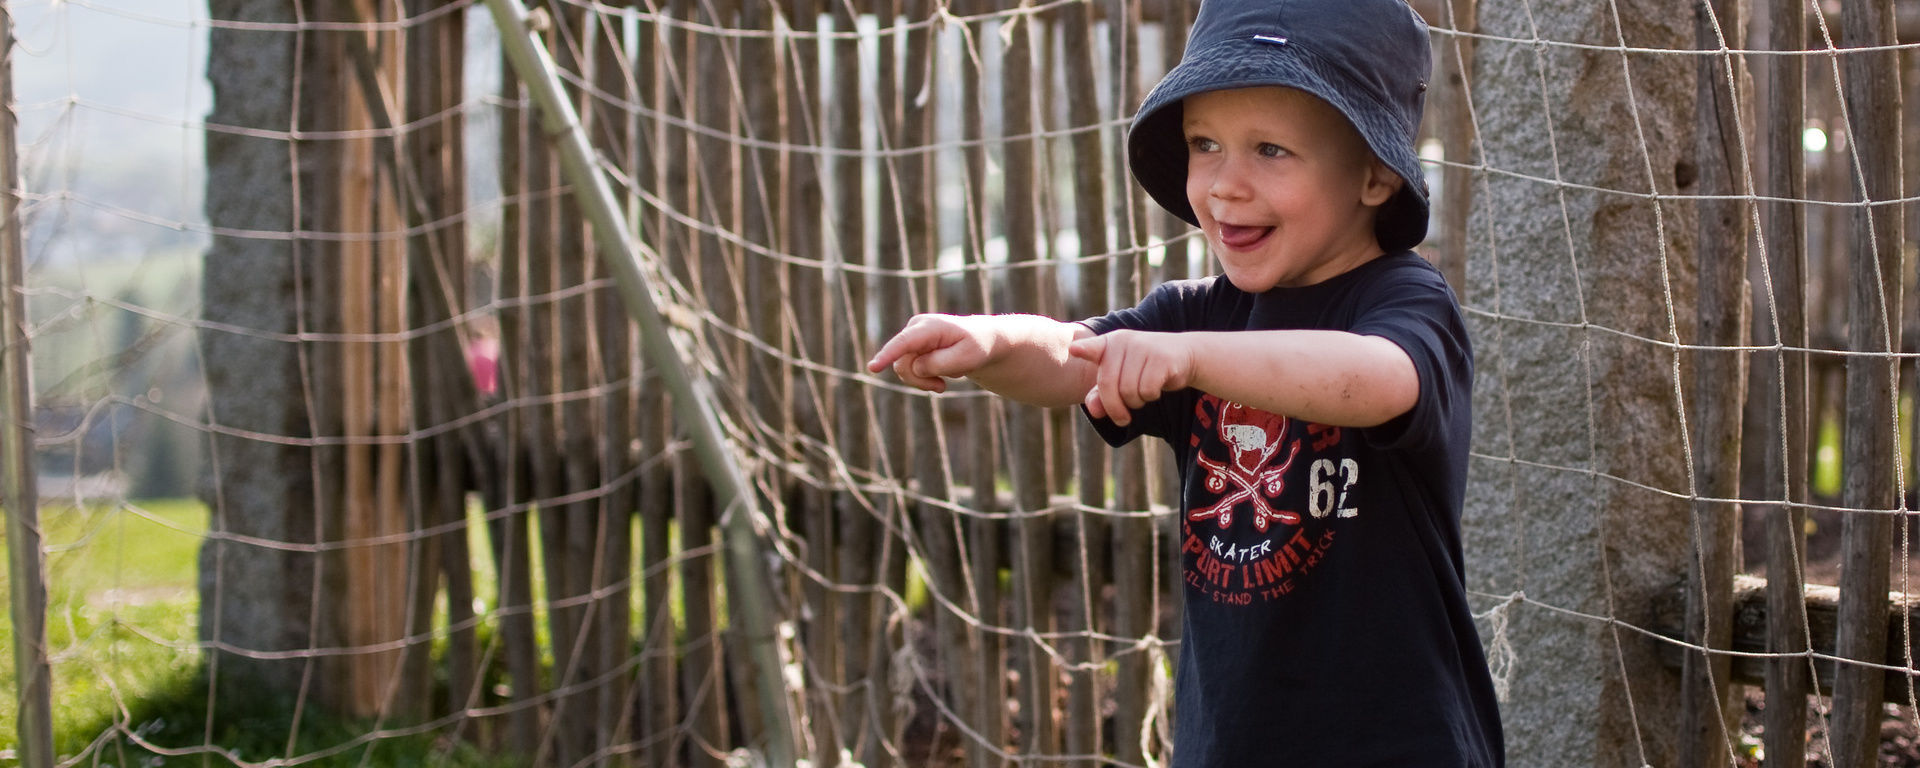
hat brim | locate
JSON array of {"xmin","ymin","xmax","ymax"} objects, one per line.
[{"xmin": 1127, "ymin": 37, "xmax": 1430, "ymax": 253}]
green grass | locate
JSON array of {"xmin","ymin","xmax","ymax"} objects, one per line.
[
  {"xmin": 61, "ymin": 670, "xmax": 526, "ymax": 768},
  {"xmin": 43, "ymin": 497, "xmax": 205, "ymax": 600},
  {"xmin": 0, "ymin": 498, "xmax": 522, "ymax": 766},
  {"xmin": 2, "ymin": 493, "xmax": 920, "ymax": 765},
  {"xmin": 2, "ymin": 499, "xmax": 203, "ymax": 760}
]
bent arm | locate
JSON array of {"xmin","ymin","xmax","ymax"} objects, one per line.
[{"xmin": 1184, "ymin": 330, "xmax": 1419, "ymax": 428}]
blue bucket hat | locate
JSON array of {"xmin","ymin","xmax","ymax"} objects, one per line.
[{"xmin": 1128, "ymin": 0, "xmax": 1434, "ymax": 252}]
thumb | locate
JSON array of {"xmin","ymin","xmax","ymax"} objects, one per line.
[
  {"xmin": 1067, "ymin": 335, "xmax": 1105, "ymax": 363},
  {"xmin": 912, "ymin": 343, "xmax": 974, "ymax": 379},
  {"xmin": 1082, "ymin": 386, "xmax": 1109, "ymax": 419}
]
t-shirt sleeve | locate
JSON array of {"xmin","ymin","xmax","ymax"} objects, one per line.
[
  {"xmin": 1078, "ymin": 280, "xmax": 1209, "ymax": 447},
  {"xmin": 1350, "ymin": 266, "xmax": 1473, "ymax": 454}
]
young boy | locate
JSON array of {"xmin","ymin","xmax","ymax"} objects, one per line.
[{"xmin": 868, "ymin": 0, "xmax": 1504, "ymax": 764}]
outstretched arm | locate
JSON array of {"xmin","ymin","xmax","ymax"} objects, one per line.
[
  {"xmin": 1069, "ymin": 329, "xmax": 1418, "ymax": 428},
  {"xmin": 867, "ymin": 313, "xmax": 1098, "ymax": 408}
]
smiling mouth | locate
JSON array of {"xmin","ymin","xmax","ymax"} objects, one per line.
[{"xmin": 1217, "ymin": 223, "xmax": 1275, "ymax": 249}]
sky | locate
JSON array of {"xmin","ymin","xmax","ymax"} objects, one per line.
[{"xmin": 10, "ymin": 0, "xmax": 212, "ymax": 264}]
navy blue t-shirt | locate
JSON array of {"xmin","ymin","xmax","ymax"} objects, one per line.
[{"xmin": 1082, "ymin": 252, "xmax": 1503, "ymax": 767}]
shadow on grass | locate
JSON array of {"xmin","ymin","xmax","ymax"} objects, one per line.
[{"xmin": 62, "ymin": 665, "xmax": 524, "ymax": 768}]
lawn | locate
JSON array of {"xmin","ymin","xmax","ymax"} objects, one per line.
[
  {"xmin": 0, "ymin": 499, "xmax": 521, "ymax": 767},
  {"xmin": 2, "ymin": 498, "xmax": 203, "ymax": 761}
]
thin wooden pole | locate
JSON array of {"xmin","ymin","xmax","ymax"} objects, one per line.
[
  {"xmin": 700, "ymin": 0, "xmax": 760, "ymax": 746},
  {"xmin": 960, "ymin": 5, "xmax": 1008, "ymax": 765},
  {"xmin": 512, "ymin": 8, "xmax": 569, "ymax": 760},
  {"xmin": 863, "ymin": 4, "xmax": 910, "ymax": 759},
  {"xmin": 1149, "ymin": 0, "xmax": 1185, "ymax": 660},
  {"xmin": 1434, "ymin": 0, "xmax": 1477, "ymax": 291},
  {"xmin": 1830, "ymin": 0, "xmax": 1905, "ymax": 761},
  {"xmin": 1111, "ymin": 2, "xmax": 1160, "ymax": 763},
  {"xmin": 483, "ymin": 1, "xmax": 801, "ymax": 764},
  {"xmin": 781, "ymin": 0, "xmax": 846, "ymax": 763},
  {"xmin": 491, "ymin": 46, "xmax": 543, "ymax": 759},
  {"xmin": 338, "ymin": 0, "xmax": 387, "ymax": 716},
  {"xmin": 1001, "ymin": 8, "xmax": 1059, "ymax": 760},
  {"xmin": 1759, "ymin": 0, "xmax": 1812, "ymax": 761},
  {"xmin": 432, "ymin": 1, "xmax": 479, "ymax": 726},
  {"xmin": 336, "ymin": 0, "xmax": 417, "ymax": 720},
  {"xmin": 877, "ymin": 0, "xmax": 910, "ymax": 485},
  {"xmin": 398, "ymin": 0, "xmax": 476, "ymax": 727},
  {"xmin": 676, "ymin": 0, "xmax": 730, "ymax": 761},
  {"xmin": 880, "ymin": 0, "xmax": 942, "ymax": 759},
  {"xmin": 893, "ymin": 4, "xmax": 966, "ymax": 763},
  {"xmin": 1679, "ymin": 0, "xmax": 1751, "ymax": 763},
  {"xmin": 1151, "ymin": 0, "xmax": 1187, "ymax": 284},
  {"xmin": 372, "ymin": 19, "xmax": 417, "ymax": 723},
  {"xmin": 635, "ymin": 3, "xmax": 682, "ymax": 764},
  {"xmin": 547, "ymin": 5, "xmax": 605, "ymax": 762},
  {"xmin": 826, "ymin": 0, "xmax": 879, "ymax": 760},
  {"xmin": 743, "ymin": 0, "xmax": 791, "ymax": 500},
  {"xmin": 0, "ymin": 2, "xmax": 52, "ymax": 764},
  {"xmin": 583, "ymin": 4, "xmax": 636, "ymax": 755},
  {"xmin": 1059, "ymin": 2, "xmax": 1111, "ymax": 761},
  {"xmin": 1901, "ymin": 43, "xmax": 1920, "ymax": 711}
]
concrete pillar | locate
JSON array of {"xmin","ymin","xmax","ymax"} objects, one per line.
[
  {"xmin": 1461, "ymin": 0, "xmax": 1699, "ymax": 765},
  {"xmin": 199, "ymin": 0, "xmax": 321, "ymax": 707}
]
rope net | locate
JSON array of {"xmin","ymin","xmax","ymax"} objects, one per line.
[{"xmin": 2, "ymin": 0, "xmax": 1918, "ymax": 766}]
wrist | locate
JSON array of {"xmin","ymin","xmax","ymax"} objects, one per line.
[
  {"xmin": 973, "ymin": 315, "xmax": 1014, "ymax": 365},
  {"xmin": 1181, "ymin": 332, "xmax": 1219, "ymax": 393}
]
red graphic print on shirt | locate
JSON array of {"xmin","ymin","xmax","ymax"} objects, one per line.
[
  {"xmin": 1182, "ymin": 394, "xmax": 1340, "ymax": 606},
  {"xmin": 1189, "ymin": 399, "xmax": 1302, "ymax": 532}
]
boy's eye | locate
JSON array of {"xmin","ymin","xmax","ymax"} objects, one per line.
[
  {"xmin": 1258, "ymin": 143, "xmax": 1288, "ymax": 158},
  {"xmin": 1188, "ymin": 137, "xmax": 1219, "ymax": 154}
]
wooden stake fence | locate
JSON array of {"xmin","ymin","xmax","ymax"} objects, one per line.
[{"xmin": 483, "ymin": 2, "xmax": 801, "ymax": 766}]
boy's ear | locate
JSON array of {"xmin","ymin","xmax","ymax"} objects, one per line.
[{"xmin": 1360, "ymin": 158, "xmax": 1403, "ymax": 207}]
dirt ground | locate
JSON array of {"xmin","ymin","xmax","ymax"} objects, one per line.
[
  {"xmin": 1735, "ymin": 690, "xmax": 1920, "ymax": 767},
  {"xmin": 1734, "ymin": 505, "xmax": 1920, "ymax": 766}
]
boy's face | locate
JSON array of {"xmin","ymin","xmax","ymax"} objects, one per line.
[{"xmin": 1182, "ymin": 86, "xmax": 1403, "ymax": 292}]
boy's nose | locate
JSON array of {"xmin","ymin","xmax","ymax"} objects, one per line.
[{"xmin": 1206, "ymin": 156, "xmax": 1255, "ymax": 202}]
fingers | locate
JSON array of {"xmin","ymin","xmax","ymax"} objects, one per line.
[
  {"xmin": 891, "ymin": 353, "xmax": 947, "ymax": 393},
  {"xmin": 1083, "ymin": 386, "xmax": 1110, "ymax": 420},
  {"xmin": 1076, "ymin": 331, "xmax": 1182, "ymax": 427},
  {"xmin": 869, "ymin": 323, "xmax": 939, "ymax": 393},
  {"xmin": 866, "ymin": 327, "xmax": 920, "ymax": 373},
  {"xmin": 1067, "ymin": 335, "xmax": 1104, "ymax": 363},
  {"xmin": 1130, "ymin": 351, "xmax": 1169, "ymax": 411},
  {"xmin": 870, "ymin": 315, "xmax": 973, "ymax": 393}
]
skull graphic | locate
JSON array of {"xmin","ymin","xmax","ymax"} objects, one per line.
[{"xmin": 1191, "ymin": 400, "xmax": 1301, "ymax": 531}]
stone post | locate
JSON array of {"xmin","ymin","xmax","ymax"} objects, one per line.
[
  {"xmin": 1461, "ymin": 0, "xmax": 1698, "ymax": 764},
  {"xmin": 199, "ymin": 0, "xmax": 321, "ymax": 707}
]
